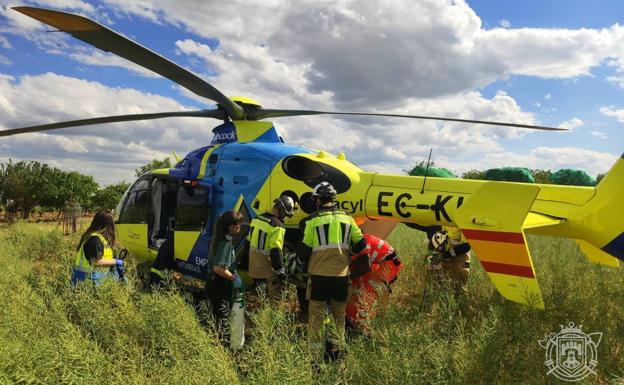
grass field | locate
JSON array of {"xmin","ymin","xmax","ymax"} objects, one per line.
[{"xmin": 0, "ymin": 222, "xmax": 622, "ymax": 385}]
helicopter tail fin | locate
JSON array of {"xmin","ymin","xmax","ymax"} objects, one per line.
[
  {"xmin": 575, "ymin": 154, "xmax": 624, "ymax": 266},
  {"xmin": 454, "ymin": 182, "xmax": 545, "ymax": 309}
]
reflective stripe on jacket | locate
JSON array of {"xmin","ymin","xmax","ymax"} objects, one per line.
[
  {"xmin": 303, "ymin": 208, "xmax": 363, "ymax": 277},
  {"xmin": 72, "ymin": 233, "xmax": 113, "ymax": 284},
  {"xmin": 248, "ymin": 213, "xmax": 285, "ymax": 278}
]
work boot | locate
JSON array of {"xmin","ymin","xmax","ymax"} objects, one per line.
[
  {"xmin": 323, "ymin": 340, "xmax": 346, "ymax": 363},
  {"xmin": 297, "ymin": 310, "xmax": 309, "ymax": 324},
  {"xmin": 311, "ymin": 361, "xmax": 323, "ymax": 375}
]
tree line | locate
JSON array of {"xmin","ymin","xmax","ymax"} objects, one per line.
[{"xmin": 0, "ymin": 158, "xmax": 171, "ymax": 219}]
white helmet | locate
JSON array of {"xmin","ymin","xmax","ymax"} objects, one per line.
[{"xmin": 312, "ymin": 181, "xmax": 337, "ymax": 201}]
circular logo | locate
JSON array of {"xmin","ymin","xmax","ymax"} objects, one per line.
[{"xmin": 539, "ymin": 322, "xmax": 602, "ymax": 382}]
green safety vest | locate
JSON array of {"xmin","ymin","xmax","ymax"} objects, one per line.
[
  {"xmin": 302, "ymin": 208, "xmax": 363, "ymax": 277},
  {"xmin": 73, "ymin": 233, "xmax": 114, "ymax": 279},
  {"xmin": 247, "ymin": 214, "xmax": 285, "ymax": 278}
]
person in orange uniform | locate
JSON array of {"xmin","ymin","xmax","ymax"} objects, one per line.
[{"xmin": 346, "ymin": 234, "xmax": 402, "ymax": 331}]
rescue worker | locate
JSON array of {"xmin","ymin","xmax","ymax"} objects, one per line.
[
  {"xmin": 149, "ymin": 233, "xmax": 174, "ymax": 287},
  {"xmin": 206, "ymin": 210, "xmax": 244, "ymax": 343},
  {"xmin": 248, "ymin": 195, "xmax": 297, "ymax": 301},
  {"xmin": 346, "ymin": 234, "xmax": 403, "ymax": 332},
  {"xmin": 72, "ymin": 210, "xmax": 124, "ymax": 285},
  {"xmin": 296, "ymin": 181, "xmax": 368, "ymax": 365},
  {"xmin": 409, "ymin": 224, "xmax": 471, "ymax": 304},
  {"xmin": 427, "ymin": 226, "xmax": 471, "ymax": 293}
]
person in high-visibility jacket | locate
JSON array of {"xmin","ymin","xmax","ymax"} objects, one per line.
[
  {"xmin": 248, "ymin": 195, "xmax": 297, "ymax": 301},
  {"xmin": 296, "ymin": 181, "xmax": 368, "ymax": 364},
  {"xmin": 72, "ymin": 210, "xmax": 124, "ymax": 285},
  {"xmin": 346, "ymin": 234, "xmax": 403, "ymax": 331}
]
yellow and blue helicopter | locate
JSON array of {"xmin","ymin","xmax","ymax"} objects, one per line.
[{"xmin": 2, "ymin": 7, "xmax": 623, "ymax": 308}]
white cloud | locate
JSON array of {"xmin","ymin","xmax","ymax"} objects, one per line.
[
  {"xmin": 0, "ymin": 0, "xmax": 620, "ymax": 184},
  {"xmin": 17, "ymin": 0, "xmax": 619, "ymax": 108},
  {"xmin": 0, "ymin": 33, "xmax": 11, "ymax": 48},
  {"xmin": 530, "ymin": 147, "xmax": 617, "ymax": 175},
  {"xmin": 499, "ymin": 19, "xmax": 511, "ymax": 28},
  {"xmin": 0, "ymin": 53, "xmax": 11, "ymax": 65},
  {"xmin": 446, "ymin": 146, "xmax": 617, "ymax": 177},
  {"xmin": 0, "ymin": 70, "xmax": 553, "ymax": 184},
  {"xmin": 606, "ymin": 57, "xmax": 624, "ymax": 88},
  {"xmin": 590, "ymin": 130, "xmax": 608, "ymax": 139},
  {"xmin": 558, "ymin": 117, "xmax": 583, "ymax": 130},
  {"xmin": 0, "ymin": 72, "xmax": 216, "ymax": 185},
  {"xmin": 599, "ymin": 106, "xmax": 624, "ymax": 123}
]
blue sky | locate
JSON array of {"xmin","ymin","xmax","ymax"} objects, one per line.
[
  {"xmin": 470, "ymin": 0, "xmax": 624, "ymax": 157},
  {"xmin": 0, "ymin": 0, "xmax": 622, "ymax": 185}
]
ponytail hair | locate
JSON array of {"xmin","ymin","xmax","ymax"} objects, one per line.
[{"xmin": 209, "ymin": 210, "xmax": 243, "ymax": 257}]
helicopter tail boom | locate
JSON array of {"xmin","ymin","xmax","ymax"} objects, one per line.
[{"xmin": 360, "ymin": 155, "xmax": 624, "ymax": 308}]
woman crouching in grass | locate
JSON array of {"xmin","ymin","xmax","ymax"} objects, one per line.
[
  {"xmin": 206, "ymin": 210, "xmax": 244, "ymax": 342},
  {"xmin": 72, "ymin": 210, "xmax": 124, "ymax": 285}
]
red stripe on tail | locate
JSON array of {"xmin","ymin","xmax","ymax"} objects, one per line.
[
  {"xmin": 462, "ymin": 229, "xmax": 525, "ymax": 244},
  {"xmin": 480, "ymin": 261, "xmax": 535, "ymax": 278}
]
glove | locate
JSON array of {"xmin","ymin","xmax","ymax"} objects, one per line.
[
  {"xmin": 428, "ymin": 251, "xmax": 444, "ymax": 265},
  {"xmin": 232, "ymin": 274, "xmax": 243, "ymax": 289},
  {"xmin": 350, "ymin": 253, "xmax": 371, "ymax": 280},
  {"xmin": 275, "ymin": 268, "xmax": 287, "ymax": 283},
  {"xmin": 115, "ymin": 259, "xmax": 124, "ymax": 266}
]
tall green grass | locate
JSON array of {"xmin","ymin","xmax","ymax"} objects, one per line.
[{"xmin": 0, "ymin": 223, "xmax": 622, "ymax": 384}]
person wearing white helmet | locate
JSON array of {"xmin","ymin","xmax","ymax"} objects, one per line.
[
  {"xmin": 296, "ymin": 181, "xmax": 368, "ymax": 367},
  {"xmin": 248, "ymin": 195, "xmax": 298, "ymax": 301}
]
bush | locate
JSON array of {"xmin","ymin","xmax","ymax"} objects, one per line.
[
  {"xmin": 549, "ymin": 169, "xmax": 596, "ymax": 186},
  {"xmin": 409, "ymin": 165, "xmax": 457, "ymax": 178},
  {"xmin": 484, "ymin": 167, "xmax": 535, "ymax": 183}
]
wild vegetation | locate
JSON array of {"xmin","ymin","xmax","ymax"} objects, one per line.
[{"xmin": 1, "ymin": 222, "xmax": 622, "ymax": 384}]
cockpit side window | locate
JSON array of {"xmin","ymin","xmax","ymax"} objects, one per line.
[
  {"xmin": 176, "ymin": 185, "xmax": 210, "ymax": 229},
  {"xmin": 118, "ymin": 177, "xmax": 151, "ymax": 223}
]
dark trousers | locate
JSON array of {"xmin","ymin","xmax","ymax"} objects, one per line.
[
  {"xmin": 149, "ymin": 238, "xmax": 174, "ymax": 287},
  {"xmin": 297, "ymin": 286, "xmax": 309, "ymax": 314},
  {"xmin": 207, "ymin": 275, "xmax": 233, "ymax": 342}
]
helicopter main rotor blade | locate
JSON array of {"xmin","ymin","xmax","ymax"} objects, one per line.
[
  {"xmin": 13, "ymin": 6, "xmax": 244, "ymax": 120},
  {"xmin": 0, "ymin": 110, "xmax": 225, "ymax": 138},
  {"xmin": 247, "ymin": 109, "xmax": 566, "ymax": 131}
]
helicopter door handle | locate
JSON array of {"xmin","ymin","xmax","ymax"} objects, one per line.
[{"xmin": 471, "ymin": 217, "xmax": 498, "ymax": 227}]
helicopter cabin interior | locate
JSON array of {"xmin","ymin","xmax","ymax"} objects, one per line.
[{"xmin": 116, "ymin": 174, "xmax": 211, "ymax": 261}]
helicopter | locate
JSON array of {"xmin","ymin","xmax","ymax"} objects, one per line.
[{"xmin": 2, "ymin": 6, "xmax": 622, "ymax": 309}]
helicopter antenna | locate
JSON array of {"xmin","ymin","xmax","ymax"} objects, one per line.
[{"xmin": 420, "ymin": 148, "xmax": 433, "ymax": 194}]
